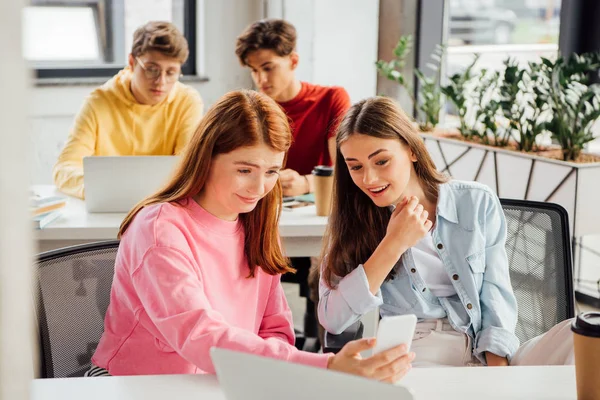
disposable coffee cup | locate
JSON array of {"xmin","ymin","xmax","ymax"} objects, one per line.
[
  {"xmin": 312, "ymin": 166, "xmax": 334, "ymax": 216},
  {"xmin": 571, "ymin": 312, "xmax": 600, "ymax": 400}
]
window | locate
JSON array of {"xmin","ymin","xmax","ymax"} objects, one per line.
[
  {"xmin": 433, "ymin": 0, "xmax": 563, "ymax": 131},
  {"xmin": 23, "ymin": 0, "xmax": 198, "ymax": 79},
  {"xmin": 446, "ymin": 0, "xmax": 562, "ymax": 78}
]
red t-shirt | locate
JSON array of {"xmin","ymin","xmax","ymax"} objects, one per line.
[{"xmin": 278, "ymin": 82, "xmax": 351, "ymax": 175}]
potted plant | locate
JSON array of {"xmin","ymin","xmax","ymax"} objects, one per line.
[
  {"xmin": 377, "ymin": 35, "xmax": 600, "ymax": 240},
  {"xmin": 376, "ymin": 35, "xmax": 444, "ymax": 132},
  {"xmin": 537, "ymin": 54, "xmax": 600, "ymax": 161},
  {"xmin": 435, "ymin": 52, "xmax": 600, "ymax": 308}
]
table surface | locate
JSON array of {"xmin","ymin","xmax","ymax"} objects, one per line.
[
  {"xmin": 32, "ymin": 188, "xmax": 327, "ymax": 257},
  {"xmin": 31, "ymin": 365, "xmax": 577, "ymax": 400},
  {"xmin": 33, "ymin": 185, "xmax": 329, "ymax": 241}
]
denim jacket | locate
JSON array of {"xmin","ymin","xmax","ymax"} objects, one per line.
[{"xmin": 318, "ymin": 180, "xmax": 520, "ymax": 364}]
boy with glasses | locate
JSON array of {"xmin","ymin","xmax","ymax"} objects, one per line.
[{"xmin": 53, "ymin": 21, "xmax": 203, "ymax": 199}]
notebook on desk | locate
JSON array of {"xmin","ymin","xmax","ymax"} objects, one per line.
[
  {"xmin": 210, "ymin": 347, "xmax": 414, "ymax": 400},
  {"xmin": 83, "ymin": 156, "xmax": 179, "ymax": 213}
]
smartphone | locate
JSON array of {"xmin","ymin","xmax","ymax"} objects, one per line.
[{"xmin": 372, "ymin": 314, "xmax": 417, "ymax": 355}]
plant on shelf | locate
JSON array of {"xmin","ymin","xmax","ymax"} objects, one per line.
[
  {"xmin": 496, "ymin": 58, "xmax": 547, "ymax": 152},
  {"xmin": 471, "ymin": 68, "xmax": 504, "ymax": 146},
  {"xmin": 378, "ymin": 34, "xmax": 600, "ymax": 162},
  {"xmin": 521, "ymin": 60, "xmax": 548, "ymax": 151},
  {"xmin": 376, "ymin": 35, "xmax": 444, "ymax": 132},
  {"xmin": 441, "ymin": 54, "xmax": 480, "ymax": 138},
  {"xmin": 537, "ymin": 54, "xmax": 600, "ymax": 161},
  {"xmin": 375, "ymin": 35, "xmax": 414, "ymax": 101}
]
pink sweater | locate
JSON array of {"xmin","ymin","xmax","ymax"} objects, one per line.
[{"xmin": 92, "ymin": 198, "xmax": 330, "ymax": 375}]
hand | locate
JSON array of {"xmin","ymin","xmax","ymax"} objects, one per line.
[
  {"xmin": 384, "ymin": 196, "xmax": 433, "ymax": 253},
  {"xmin": 279, "ymin": 169, "xmax": 309, "ymax": 196},
  {"xmin": 327, "ymin": 337, "xmax": 415, "ymax": 383},
  {"xmin": 486, "ymin": 352, "xmax": 509, "ymax": 367}
]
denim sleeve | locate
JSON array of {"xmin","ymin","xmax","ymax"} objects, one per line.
[
  {"xmin": 473, "ymin": 192, "xmax": 520, "ymax": 363},
  {"xmin": 318, "ymin": 263, "xmax": 383, "ymax": 335}
]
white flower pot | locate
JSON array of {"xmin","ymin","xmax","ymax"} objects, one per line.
[{"xmin": 422, "ymin": 133, "xmax": 600, "ymax": 237}]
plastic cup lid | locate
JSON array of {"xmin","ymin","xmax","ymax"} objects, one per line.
[
  {"xmin": 312, "ymin": 165, "xmax": 334, "ymax": 176},
  {"xmin": 571, "ymin": 311, "xmax": 600, "ymax": 338}
]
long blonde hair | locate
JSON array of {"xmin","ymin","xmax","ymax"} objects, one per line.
[
  {"xmin": 119, "ymin": 90, "xmax": 294, "ymax": 277},
  {"xmin": 322, "ymin": 96, "xmax": 447, "ymax": 288}
]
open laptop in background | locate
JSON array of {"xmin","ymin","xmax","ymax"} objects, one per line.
[
  {"xmin": 83, "ymin": 156, "xmax": 179, "ymax": 213},
  {"xmin": 210, "ymin": 348, "xmax": 414, "ymax": 400}
]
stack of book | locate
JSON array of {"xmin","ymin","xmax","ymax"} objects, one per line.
[{"xmin": 30, "ymin": 194, "xmax": 66, "ymax": 229}]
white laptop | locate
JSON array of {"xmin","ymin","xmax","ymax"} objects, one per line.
[
  {"xmin": 210, "ymin": 347, "xmax": 414, "ymax": 400},
  {"xmin": 83, "ymin": 156, "xmax": 179, "ymax": 213}
]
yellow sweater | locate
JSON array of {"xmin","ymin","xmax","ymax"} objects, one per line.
[{"xmin": 53, "ymin": 68, "xmax": 204, "ymax": 199}]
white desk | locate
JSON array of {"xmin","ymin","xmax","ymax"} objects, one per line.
[
  {"xmin": 33, "ymin": 185, "xmax": 328, "ymax": 256},
  {"xmin": 31, "ymin": 366, "xmax": 577, "ymax": 400}
]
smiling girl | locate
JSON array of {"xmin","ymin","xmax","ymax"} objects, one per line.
[
  {"xmin": 86, "ymin": 90, "xmax": 414, "ymax": 382},
  {"xmin": 318, "ymin": 96, "xmax": 574, "ymax": 368}
]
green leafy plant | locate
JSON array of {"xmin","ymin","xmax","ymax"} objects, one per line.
[
  {"xmin": 378, "ymin": 34, "xmax": 600, "ymax": 162},
  {"xmin": 471, "ymin": 69, "xmax": 504, "ymax": 145},
  {"xmin": 375, "ymin": 35, "xmax": 415, "ymax": 102},
  {"xmin": 538, "ymin": 54, "xmax": 600, "ymax": 161},
  {"xmin": 520, "ymin": 61, "xmax": 548, "ymax": 151},
  {"xmin": 441, "ymin": 54, "xmax": 480, "ymax": 137},
  {"xmin": 414, "ymin": 45, "xmax": 445, "ymax": 131},
  {"xmin": 494, "ymin": 58, "xmax": 546, "ymax": 152},
  {"xmin": 376, "ymin": 35, "xmax": 444, "ymax": 131}
]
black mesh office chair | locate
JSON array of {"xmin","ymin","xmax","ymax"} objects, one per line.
[
  {"xmin": 501, "ymin": 199, "xmax": 575, "ymax": 342},
  {"xmin": 35, "ymin": 240, "xmax": 119, "ymax": 378},
  {"xmin": 324, "ymin": 199, "xmax": 575, "ymax": 352}
]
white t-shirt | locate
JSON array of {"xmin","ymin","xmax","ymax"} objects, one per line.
[{"xmin": 412, "ymin": 231, "xmax": 457, "ymax": 297}]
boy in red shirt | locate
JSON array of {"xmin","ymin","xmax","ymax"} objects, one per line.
[
  {"xmin": 235, "ymin": 19, "xmax": 352, "ymax": 350},
  {"xmin": 236, "ymin": 19, "xmax": 351, "ymax": 197}
]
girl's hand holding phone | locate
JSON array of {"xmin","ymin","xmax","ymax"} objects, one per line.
[{"xmin": 327, "ymin": 337, "xmax": 415, "ymax": 383}]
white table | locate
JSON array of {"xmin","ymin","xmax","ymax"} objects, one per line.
[
  {"xmin": 33, "ymin": 185, "xmax": 328, "ymax": 256},
  {"xmin": 31, "ymin": 366, "xmax": 577, "ymax": 400}
]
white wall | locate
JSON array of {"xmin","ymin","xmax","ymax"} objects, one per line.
[
  {"xmin": 280, "ymin": 0, "xmax": 316, "ymax": 83},
  {"xmin": 1, "ymin": 0, "xmax": 36, "ymax": 398},
  {"xmin": 268, "ymin": 0, "xmax": 380, "ymax": 103},
  {"xmin": 312, "ymin": 0, "xmax": 379, "ymax": 103},
  {"xmin": 30, "ymin": 0, "xmax": 262, "ymax": 185}
]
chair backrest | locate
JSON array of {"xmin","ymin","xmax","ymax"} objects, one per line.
[
  {"xmin": 500, "ymin": 199, "xmax": 575, "ymax": 344},
  {"xmin": 35, "ymin": 240, "xmax": 119, "ymax": 378}
]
